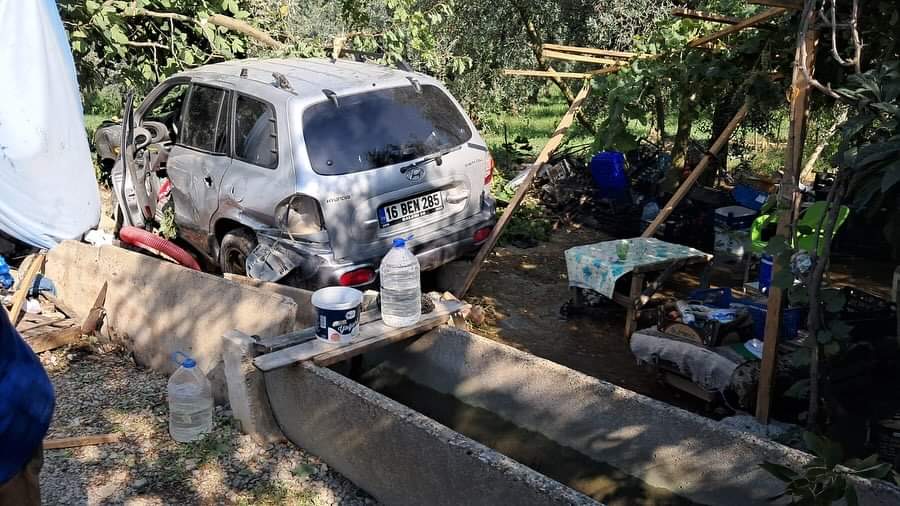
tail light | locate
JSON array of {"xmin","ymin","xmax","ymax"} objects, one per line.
[
  {"xmin": 276, "ymin": 194, "xmax": 325, "ymax": 237},
  {"xmin": 339, "ymin": 268, "xmax": 375, "ymax": 286},
  {"xmin": 473, "ymin": 226, "xmax": 493, "ymax": 244},
  {"xmin": 485, "ymin": 154, "xmax": 495, "ymax": 185}
]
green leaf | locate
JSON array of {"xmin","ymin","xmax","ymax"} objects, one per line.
[
  {"xmin": 821, "ymin": 290, "xmax": 847, "ymax": 313},
  {"xmin": 788, "ymin": 285, "xmax": 810, "ymax": 306},
  {"xmin": 829, "ymin": 320, "xmax": 853, "ymax": 340},
  {"xmin": 292, "ymin": 463, "xmax": 317, "ymax": 478},
  {"xmin": 766, "ymin": 235, "xmax": 790, "ymax": 256},
  {"xmin": 772, "ymin": 269, "xmax": 795, "ymax": 290},
  {"xmin": 881, "ymin": 159, "xmax": 900, "ymax": 193},
  {"xmin": 855, "ymin": 462, "xmax": 893, "ymax": 479},
  {"xmin": 824, "ymin": 341, "xmax": 841, "ymax": 356},
  {"xmin": 760, "ymin": 461, "xmax": 799, "ymax": 483},
  {"xmin": 817, "ymin": 329, "xmax": 833, "ymax": 344},
  {"xmin": 85, "ymin": 0, "xmax": 100, "ymax": 13},
  {"xmin": 803, "ymin": 431, "xmax": 827, "ymax": 457},
  {"xmin": 785, "ymin": 379, "xmax": 810, "ymax": 399},
  {"xmin": 109, "ymin": 25, "xmax": 128, "ymax": 45}
]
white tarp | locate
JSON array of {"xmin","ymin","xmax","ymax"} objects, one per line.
[{"xmin": 0, "ymin": 0, "xmax": 100, "ymax": 248}]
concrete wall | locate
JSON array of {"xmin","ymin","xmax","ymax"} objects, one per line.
[
  {"xmin": 264, "ymin": 361, "xmax": 596, "ymax": 506},
  {"xmin": 45, "ymin": 241, "xmax": 297, "ymax": 399},
  {"xmin": 223, "ymin": 273, "xmax": 316, "ymax": 329},
  {"xmin": 371, "ymin": 327, "xmax": 900, "ymax": 506}
]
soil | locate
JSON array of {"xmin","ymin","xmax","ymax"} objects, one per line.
[{"xmin": 463, "ymin": 222, "xmax": 896, "ymax": 416}]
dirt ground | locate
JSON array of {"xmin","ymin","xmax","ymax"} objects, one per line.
[{"xmin": 464, "ymin": 222, "xmax": 896, "ymax": 415}]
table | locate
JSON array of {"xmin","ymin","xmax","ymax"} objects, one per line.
[{"xmin": 565, "ymin": 238, "xmax": 712, "ymax": 338}]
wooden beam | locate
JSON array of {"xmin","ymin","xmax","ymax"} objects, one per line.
[
  {"xmin": 756, "ymin": 17, "xmax": 818, "ymax": 426},
  {"xmin": 541, "ymin": 43, "xmax": 639, "ymax": 60},
  {"xmin": 458, "ymin": 83, "xmax": 592, "ymax": 298},
  {"xmin": 747, "ymin": 0, "xmax": 801, "ymax": 9},
  {"xmin": 44, "ymin": 433, "xmax": 122, "ymax": 450},
  {"xmin": 503, "ymin": 69, "xmax": 596, "ymax": 79},
  {"xmin": 688, "ymin": 7, "xmax": 787, "ymax": 48},
  {"xmin": 8, "ymin": 253, "xmax": 45, "ymax": 327},
  {"xmin": 672, "ymin": 7, "xmax": 742, "ymax": 24},
  {"xmin": 642, "ymin": 101, "xmax": 751, "ymax": 238},
  {"xmin": 542, "ymin": 49, "xmax": 626, "ymax": 66},
  {"xmin": 26, "ymin": 325, "xmax": 82, "ymax": 354}
]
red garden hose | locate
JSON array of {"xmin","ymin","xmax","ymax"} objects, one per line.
[{"xmin": 119, "ymin": 226, "xmax": 201, "ymax": 271}]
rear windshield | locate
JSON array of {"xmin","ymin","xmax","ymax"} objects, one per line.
[{"xmin": 303, "ymin": 84, "xmax": 472, "ymax": 175}]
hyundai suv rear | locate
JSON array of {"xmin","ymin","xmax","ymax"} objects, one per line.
[{"xmin": 104, "ymin": 58, "xmax": 496, "ymax": 288}]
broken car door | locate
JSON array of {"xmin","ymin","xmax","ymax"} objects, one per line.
[{"xmin": 166, "ymin": 83, "xmax": 233, "ymax": 253}]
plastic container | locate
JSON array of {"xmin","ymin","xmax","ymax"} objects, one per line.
[
  {"xmin": 735, "ymin": 298, "xmax": 806, "ymax": 340},
  {"xmin": 312, "ymin": 286, "xmax": 363, "ymax": 344},
  {"xmin": 687, "ymin": 288, "xmax": 733, "ymax": 308},
  {"xmin": 732, "ymin": 184, "xmax": 769, "ymax": 212},
  {"xmin": 167, "ymin": 352, "xmax": 213, "ymax": 442},
  {"xmin": 714, "ymin": 205, "xmax": 758, "ymax": 230},
  {"xmin": 589, "ymin": 151, "xmax": 629, "ymax": 202},
  {"xmin": 0, "ymin": 256, "xmax": 13, "ymax": 290},
  {"xmin": 380, "ymin": 237, "xmax": 421, "ymax": 328},
  {"xmin": 758, "ymin": 254, "xmax": 774, "ymax": 293}
]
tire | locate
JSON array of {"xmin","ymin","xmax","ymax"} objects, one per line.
[{"xmin": 219, "ymin": 228, "xmax": 258, "ymax": 276}]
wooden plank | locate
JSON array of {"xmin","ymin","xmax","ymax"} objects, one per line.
[
  {"xmin": 44, "ymin": 433, "xmax": 121, "ymax": 450},
  {"xmin": 747, "ymin": 0, "xmax": 801, "ymax": 9},
  {"xmin": 756, "ymin": 17, "xmax": 818, "ymax": 425},
  {"xmin": 641, "ymin": 101, "xmax": 750, "ymax": 238},
  {"xmin": 26, "ymin": 325, "xmax": 83, "ymax": 353},
  {"xmin": 542, "ymin": 49, "xmax": 626, "ymax": 66},
  {"xmin": 624, "ymin": 274, "xmax": 644, "ymax": 339},
  {"xmin": 254, "ymin": 301, "xmax": 462, "ymax": 372},
  {"xmin": 40, "ymin": 293, "xmax": 80, "ymax": 320},
  {"xmin": 19, "ymin": 317, "xmax": 73, "ymax": 334},
  {"xmin": 80, "ymin": 281, "xmax": 108, "ymax": 334},
  {"xmin": 256, "ymin": 309, "xmax": 382, "ymax": 353},
  {"xmin": 9, "ymin": 253, "xmax": 45, "ymax": 327},
  {"xmin": 503, "ymin": 69, "xmax": 596, "ymax": 79},
  {"xmin": 541, "ymin": 43, "xmax": 639, "ymax": 60},
  {"xmin": 672, "ymin": 7, "xmax": 742, "ymax": 24},
  {"xmin": 458, "ymin": 83, "xmax": 592, "ymax": 298},
  {"xmin": 688, "ymin": 8, "xmax": 787, "ymax": 48}
]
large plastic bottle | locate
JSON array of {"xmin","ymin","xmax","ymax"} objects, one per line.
[
  {"xmin": 167, "ymin": 352, "xmax": 213, "ymax": 442},
  {"xmin": 380, "ymin": 237, "xmax": 421, "ymax": 327}
]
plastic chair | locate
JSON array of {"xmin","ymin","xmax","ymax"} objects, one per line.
[
  {"xmin": 750, "ymin": 202, "xmax": 850, "ymax": 256},
  {"xmin": 744, "ymin": 202, "xmax": 851, "ymax": 286}
]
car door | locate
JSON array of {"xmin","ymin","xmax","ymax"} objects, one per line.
[{"xmin": 166, "ymin": 83, "xmax": 233, "ymax": 253}]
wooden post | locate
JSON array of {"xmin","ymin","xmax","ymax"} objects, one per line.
[
  {"xmin": 457, "ymin": 83, "xmax": 591, "ymax": 298},
  {"xmin": 7, "ymin": 253, "xmax": 46, "ymax": 326},
  {"xmin": 688, "ymin": 8, "xmax": 787, "ymax": 48},
  {"xmin": 641, "ymin": 101, "xmax": 750, "ymax": 238},
  {"xmin": 755, "ymin": 16, "xmax": 818, "ymax": 425}
]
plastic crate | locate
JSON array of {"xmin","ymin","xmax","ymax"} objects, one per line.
[
  {"xmin": 714, "ymin": 205, "xmax": 758, "ymax": 230},
  {"xmin": 735, "ymin": 298, "xmax": 806, "ymax": 339},
  {"xmin": 687, "ymin": 288, "xmax": 733, "ymax": 308},
  {"xmin": 733, "ymin": 184, "xmax": 770, "ymax": 212}
]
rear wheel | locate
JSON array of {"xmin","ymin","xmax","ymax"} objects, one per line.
[{"xmin": 219, "ymin": 228, "xmax": 257, "ymax": 276}]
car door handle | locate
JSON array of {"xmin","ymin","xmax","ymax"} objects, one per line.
[{"xmin": 203, "ymin": 175, "xmax": 213, "ymax": 186}]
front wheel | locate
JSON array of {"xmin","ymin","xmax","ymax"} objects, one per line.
[{"xmin": 219, "ymin": 228, "xmax": 257, "ymax": 276}]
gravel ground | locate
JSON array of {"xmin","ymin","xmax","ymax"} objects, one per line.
[{"xmin": 38, "ymin": 347, "xmax": 376, "ymax": 506}]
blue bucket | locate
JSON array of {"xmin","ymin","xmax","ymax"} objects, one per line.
[
  {"xmin": 590, "ymin": 151, "xmax": 629, "ymax": 202},
  {"xmin": 312, "ymin": 286, "xmax": 363, "ymax": 344}
]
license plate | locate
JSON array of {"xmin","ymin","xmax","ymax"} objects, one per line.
[{"xmin": 378, "ymin": 191, "xmax": 444, "ymax": 228}]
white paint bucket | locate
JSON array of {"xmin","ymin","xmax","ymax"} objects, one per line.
[{"xmin": 312, "ymin": 286, "xmax": 363, "ymax": 344}]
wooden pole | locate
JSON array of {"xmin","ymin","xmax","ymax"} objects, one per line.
[
  {"xmin": 8, "ymin": 253, "xmax": 46, "ymax": 327},
  {"xmin": 457, "ymin": 83, "xmax": 592, "ymax": 298},
  {"xmin": 688, "ymin": 8, "xmax": 787, "ymax": 48},
  {"xmin": 641, "ymin": 101, "xmax": 750, "ymax": 238},
  {"xmin": 755, "ymin": 15, "xmax": 818, "ymax": 425}
]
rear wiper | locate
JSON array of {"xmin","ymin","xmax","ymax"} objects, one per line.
[{"xmin": 399, "ymin": 145, "xmax": 461, "ymax": 174}]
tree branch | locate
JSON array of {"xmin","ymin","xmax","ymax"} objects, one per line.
[
  {"xmin": 123, "ymin": 8, "xmax": 282, "ymax": 49},
  {"xmin": 123, "ymin": 40, "xmax": 168, "ymax": 50}
]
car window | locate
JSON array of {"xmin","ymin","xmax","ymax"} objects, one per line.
[
  {"xmin": 181, "ymin": 85, "xmax": 229, "ymax": 154},
  {"xmin": 302, "ymin": 84, "xmax": 471, "ymax": 175},
  {"xmin": 235, "ymin": 95, "xmax": 277, "ymax": 168},
  {"xmin": 141, "ymin": 82, "xmax": 189, "ymax": 140}
]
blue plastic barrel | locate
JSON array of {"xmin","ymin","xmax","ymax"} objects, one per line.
[
  {"xmin": 758, "ymin": 254, "xmax": 774, "ymax": 293},
  {"xmin": 590, "ymin": 151, "xmax": 629, "ymax": 202}
]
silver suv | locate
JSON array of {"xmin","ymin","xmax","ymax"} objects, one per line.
[{"xmin": 107, "ymin": 58, "xmax": 496, "ymax": 288}]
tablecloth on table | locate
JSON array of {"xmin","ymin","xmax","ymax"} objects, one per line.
[{"xmin": 564, "ymin": 238, "xmax": 709, "ymax": 298}]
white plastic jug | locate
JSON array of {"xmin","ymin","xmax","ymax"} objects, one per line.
[
  {"xmin": 167, "ymin": 352, "xmax": 213, "ymax": 442},
  {"xmin": 380, "ymin": 237, "xmax": 421, "ymax": 327}
]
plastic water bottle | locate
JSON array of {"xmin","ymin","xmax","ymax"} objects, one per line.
[
  {"xmin": 167, "ymin": 352, "xmax": 213, "ymax": 442},
  {"xmin": 0, "ymin": 256, "xmax": 13, "ymax": 290},
  {"xmin": 380, "ymin": 237, "xmax": 421, "ymax": 327}
]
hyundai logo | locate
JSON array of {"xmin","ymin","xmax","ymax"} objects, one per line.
[{"xmin": 406, "ymin": 166, "xmax": 425, "ymax": 182}]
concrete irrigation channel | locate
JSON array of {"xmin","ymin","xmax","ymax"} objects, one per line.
[{"xmin": 44, "ymin": 241, "xmax": 900, "ymax": 505}]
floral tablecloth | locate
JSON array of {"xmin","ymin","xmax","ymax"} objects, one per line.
[{"xmin": 565, "ymin": 238, "xmax": 710, "ymax": 299}]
